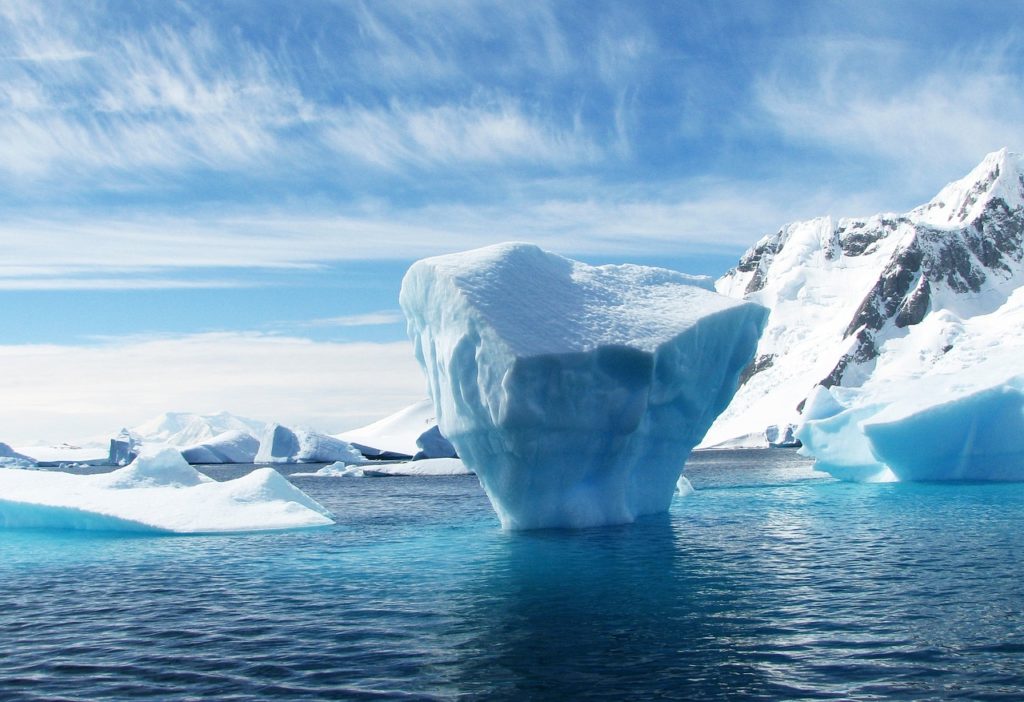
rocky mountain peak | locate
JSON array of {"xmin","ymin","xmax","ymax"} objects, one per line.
[
  {"xmin": 912, "ymin": 148, "xmax": 1024, "ymax": 228},
  {"xmin": 703, "ymin": 148, "xmax": 1024, "ymax": 448}
]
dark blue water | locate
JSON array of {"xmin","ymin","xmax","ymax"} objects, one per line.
[{"xmin": 2, "ymin": 450, "xmax": 1024, "ymax": 701}]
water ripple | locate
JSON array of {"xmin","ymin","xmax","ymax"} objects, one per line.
[{"xmin": 2, "ymin": 452, "xmax": 1024, "ymax": 700}]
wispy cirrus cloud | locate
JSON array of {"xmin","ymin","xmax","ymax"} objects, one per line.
[
  {"xmin": 0, "ymin": 0, "xmax": 610, "ymax": 191},
  {"xmin": 297, "ymin": 311, "xmax": 406, "ymax": 328},
  {"xmin": 755, "ymin": 37, "xmax": 1024, "ymax": 188},
  {"xmin": 324, "ymin": 98, "xmax": 598, "ymax": 171},
  {"xmin": 0, "ymin": 172, "xmax": 899, "ymax": 290}
]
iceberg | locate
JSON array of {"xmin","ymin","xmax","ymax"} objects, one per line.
[
  {"xmin": 798, "ymin": 288, "xmax": 1024, "ymax": 482},
  {"xmin": 400, "ymin": 242, "xmax": 767, "ymax": 529},
  {"xmin": 799, "ymin": 377, "xmax": 1024, "ymax": 483},
  {"xmin": 181, "ymin": 430, "xmax": 260, "ymax": 464},
  {"xmin": 107, "ymin": 430, "xmax": 139, "ymax": 466},
  {"xmin": 0, "ymin": 446, "xmax": 333, "ymax": 533},
  {"xmin": 0, "ymin": 442, "xmax": 36, "ymax": 469},
  {"xmin": 413, "ymin": 425, "xmax": 458, "ymax": 460},
  {"xmin": 255, "ymin": 424, "xmax": 364, "ymax": 464},
  {"xmin": 339, "ymin": 398, "xmax": 441, "ymax": 459},
  {"xmin": 295, "ymin": 457, "xmax": 472, "ymax": 478}
]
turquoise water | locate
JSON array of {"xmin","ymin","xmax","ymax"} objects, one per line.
[{"xmin": 2, "ymin": 450, "xmax": 1024, "ymax": 700}]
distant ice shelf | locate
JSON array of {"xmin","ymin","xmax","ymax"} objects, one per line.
[
  {"xmin": 400, "ymin": 242, "xmax": 766, "ymax": 529},
  {"xmin": 0, "ymin": 446, "xmax": 334, "ymax": 533},
  {"xmin": 294, "ymin": 457, "xmax": 471, "ymax": 478}
]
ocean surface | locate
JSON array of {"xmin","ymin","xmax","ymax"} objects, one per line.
[{"xmin": 2, "ymin": 449, "xmax": 1023, "ymax": 701}]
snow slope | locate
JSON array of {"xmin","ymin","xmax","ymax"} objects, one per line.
[
  {"xmin": 338, "ymin": 398, "xmax": 434, "ymax": 456},
  {"xmin": 338, "ymin": 398, "xmax": 455, "ymax": 459},
  {"xmin": 707, "ymin": 148, "xmax": 1024, "ymax": 446},
  {"xmin": 401, "ymin": 242, "xmax": 766, "ymax": 529},
  {"xmin": 0, "ymin": 446, "xmax": 333, "ymax": 533}
]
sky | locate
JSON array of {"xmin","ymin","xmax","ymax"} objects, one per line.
[{"xmin": 1, "ymin": 0, "xmax": 1023, "ymax": 444}]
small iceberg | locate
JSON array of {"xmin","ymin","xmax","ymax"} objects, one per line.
[
  {"xmin": 0, "ymin": 446, "xmax": 334, "ymax": 533},
  {"xmin": 295, "ymin": 457, "xmax": 472, "ymax": 478},
  {"xmin": 256, "ymin": 424, "xmax": 364, "ymax": 464},
  {"xmin": 798, "ymin": 374, "xmax": 1024, "ymax": 483},
  {"xmin": 0, "ymin": 442, "xmax": 36, "ymax": 469}
]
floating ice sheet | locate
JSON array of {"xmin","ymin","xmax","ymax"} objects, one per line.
[{"xmin": 0, "ymin": 447, "xmax": 334, "ymax": 533}]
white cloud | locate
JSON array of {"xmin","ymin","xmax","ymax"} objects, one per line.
[
  {"xmin": 756, "ymin": 39, "xmax": 1024, "ymax": 187},
  {"xmin": 0, "ymin": 2, "xmax": 600, "ymax": 186},
  {"xmin": 0, "ymin": 276, "xmax": 252, "ymax": 291},
  {"xmin": 298, "ymin": 311, "xmax": 406, "ymax": 328},
  {"xmin": 0, "ymin": 332, "xmax": 426, "ymax": 446},
  {"xmin": 0, "ymin": 173, "xmax": 906, "ymax": 289},
  {"xmin": 324, "ymin": 98, "xmax": 599, "ymax": 170}
]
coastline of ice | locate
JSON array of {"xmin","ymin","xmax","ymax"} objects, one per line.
[{"xmin": 0, "ymin": 447, "xmax": 334, "ymax": 533}]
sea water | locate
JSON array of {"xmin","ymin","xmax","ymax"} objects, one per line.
[{"xmin": 1, "ymin": 450, "xmax": 1023, "ymax": 700}]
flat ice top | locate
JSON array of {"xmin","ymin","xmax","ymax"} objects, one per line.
[
  {"xmin": 0, "ymin": 447, "xmax": 334, "ymax": 533},
  {"xmin": 406, "ymin": 242, "xmax": 737, "ymax": 356}
]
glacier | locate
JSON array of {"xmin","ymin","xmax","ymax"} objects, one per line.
[
  {"xmin": 0, "ymin": 446, "xmax": 333, "ymax": 533},
  {"xmin": 400, "ymin": 242, "xmax": 767, "ymax": 529},
  {"xmin": 255, "ymin": 424, "xmax": 364, "ymax": 464},
  {"xmin": 705, "ymin": 148, "xmax": 1024, "ymax": 448}
]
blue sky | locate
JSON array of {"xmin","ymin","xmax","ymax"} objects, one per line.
[{"xmin": 1, "ymin": 0, "xmax": 1022, "ymax": 443}]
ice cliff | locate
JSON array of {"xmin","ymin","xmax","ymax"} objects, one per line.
[
  {"xmin": 707, "ymin": 148, "xmax": 1024, "ymax": 448},
  {"xmin": 400, "ymin": 243, "xmax": 767, "ymax": 529},
  {"xmin": 255, "ymin": 424, "xmax": 364, "ymax": 464}
]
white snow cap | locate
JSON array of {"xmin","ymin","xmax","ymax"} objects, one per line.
[{"xmin": 912, "ymin": 148, "xmax": 1024, "ymax": 228}]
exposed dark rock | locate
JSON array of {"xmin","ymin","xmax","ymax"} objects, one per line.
[
  {"xmin": 738, "ymin": 353, "xmax": 775, "ymax": 386},
  {"xmin": 894, "ymin": 277, "xmax": 931, "ymax": 328}
]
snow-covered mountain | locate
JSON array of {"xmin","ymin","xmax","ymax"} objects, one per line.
[
  {"xmin": 127, "ymin": 411, "xmax": 265, "ymax": 447},
  {"xmin": 704, "ymin": 148, "xmax": 1024, "ymax": 447}
]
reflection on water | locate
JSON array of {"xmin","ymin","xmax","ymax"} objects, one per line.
[{"xmin": 2, "ymin": 450, "xmax": 1023, "ymax": 700}]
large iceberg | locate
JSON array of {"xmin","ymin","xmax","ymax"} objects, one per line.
[
  {"xmin": 255, "ymin": 424, "xmax": 364, "ymax": 464},
  {"xmin": 0, "ymin": 446, "xmax": 333, "ymax": 533},
  {"xmin": 400, "ymin": 242, "xmax": 767, "ymax": 529}
]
